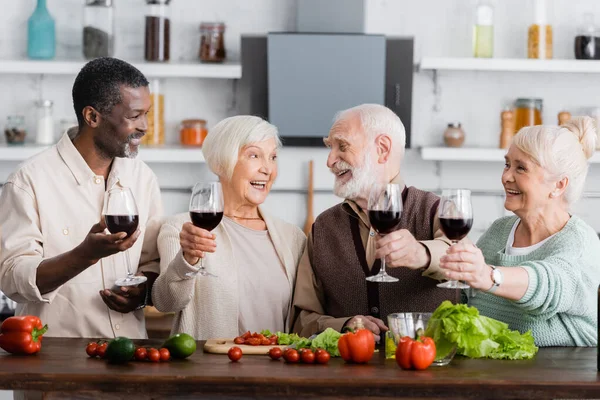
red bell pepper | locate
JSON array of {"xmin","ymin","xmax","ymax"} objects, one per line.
[
  {"xmin": 338, "ymin": 318, "xmax": 375, "ymax": 364},
  {"xmin": 0, "ymin": 316, "xmax": 48, "ymax": 355},
  {"xmin": 395, "ymin": 335, "xmax": 436, "ymax": 370}
]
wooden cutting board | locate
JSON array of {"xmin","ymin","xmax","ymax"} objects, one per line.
[{"xmin": 203, "ymin": 338, "xmax": 287, "ymax": 355}]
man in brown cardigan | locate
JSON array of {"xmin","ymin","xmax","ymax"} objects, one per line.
[{"xmin": 291, "ymin": 104, "xmax": 457, "ymax": 340}]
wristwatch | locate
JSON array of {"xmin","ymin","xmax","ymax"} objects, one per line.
[{"xmin": 486, "ymin": 265, "xmax": 503, "ymax": 294}]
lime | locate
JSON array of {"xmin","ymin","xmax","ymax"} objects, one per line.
[
  {"xmin": 105, "ymin": 337, "xmax": 135, "ymax": 364},
  {"xmin": 162, "ymin": 333, "xmax": 197, "ymax": 359}
]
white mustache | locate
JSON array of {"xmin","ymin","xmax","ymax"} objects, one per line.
[{"xmin": 331, "ymin": 161, "xmax": 354, "ymax": 175}]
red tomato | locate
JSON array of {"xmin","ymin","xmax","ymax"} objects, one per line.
[
  {"xmin": 283, "ymin": 349, "xmax": 299, "ymax": 363},
  {"xmin": 254, "ymin": 334, "xmax": 266, "ymax": 341},
  {"xmin": 134, "ymin": 347, "xmax": 147, "ymax": 361},
  {"xmin": 233, "ymin": 337, "xmax": 246, "ymax": 345},
  {"xmin": 315, "ymin": 349, "xmax": 331, "ymax": 364},
  {"xmin": 268, "ymin": 335, "xmax": 278, "ymax": 345},
  {"xmin": 246, "ymin": 337, "xmax": 261, "ymax": 346},
  {"xmin": 96, "ymin": 342, "xmax": 108, "ymax": 359},
  {"xmin": 260, "ymin": 338, "xmax": 271, "ymax": 346},
  {"xmin": 268, "ymin": 347, "xmax": 283, "ymax": 360},
  {"xmin": 301, "ymin": 349, "xmax": 315, "ymax": 364},
  {"xmin": 159, "ymin": 348, "xmax": 170, "ymax": 362},
  {"xmin": 86, "ymin": 343, "xmax": 98, "ymax": 357},
  {"xmin": 147, "ymin": 348, "xmax": 160, "ymax": 363},
  {"xmin": 228, "ymin": 346, "xmax": 243, "ymax": 362},
  {"xmin": 241, "ymin": 331, "xmax": 252, "ymax": 340}
]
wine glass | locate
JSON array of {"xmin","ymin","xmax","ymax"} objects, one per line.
[
  {"xmin": 366, "ymin": 183, "xmax": 403, "ymax": 283},
  {"xmin": 437, "ymin": 189, "xmax": 473, "ymax": 289},
  {"xmin": 188, "ymin": 182, "xmax": 224, "ymax": 277},
  {"xmin": 103, "ymin": 187, "xmax": 147, "ymax": 287}
]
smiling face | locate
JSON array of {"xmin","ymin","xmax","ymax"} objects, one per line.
[
  {"xmin": 502, "ymin": 144, "xmax": 561, "ymax": 216},
  {"xmin": 226, "ymin": 137, "xmax": 279, "ymax": 207}
]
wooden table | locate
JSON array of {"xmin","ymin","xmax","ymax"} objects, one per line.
[{"xmin": 0, "ymin": 338, "xmax": 599, "ymax": 399}]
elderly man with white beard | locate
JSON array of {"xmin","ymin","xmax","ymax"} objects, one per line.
[{"xmin": 290, "ymin": 104, "xmax": 457, "ymax": 340}]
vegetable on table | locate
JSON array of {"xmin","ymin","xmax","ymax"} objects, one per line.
[
  {"xmin": 162, "ymin": 333, "xmax": 197, "ymax": 359},
  {"xmin": 0, "ymin": 316, "xmax": 48, "ymax": 355},
  {"xmin": 337, "ymin": 318, "xmax": 375, "ymax": 364},
  {"xmin": 396, "ymin": 336, "xmax": 436, "ymax": 370}
]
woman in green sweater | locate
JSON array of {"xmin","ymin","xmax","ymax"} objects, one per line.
[{"xmin": 440, "ymin": 116, "xmax": 600, "ymax": 347}]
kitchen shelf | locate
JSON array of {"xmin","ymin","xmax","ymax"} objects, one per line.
[
  {"xmin": 421, "ymin": 147, "xmax": 600, "ymax": 163},
  {"xmin": 419, "ymin": 57, "xmax": 600, "ymax": 74},
  {"xmin": 0, "ymin": 59, "xmax": 242, "ymax": 79},
  {"xmin": 0, "ymin": 144, "xmax": 205, "ymax": 163}
]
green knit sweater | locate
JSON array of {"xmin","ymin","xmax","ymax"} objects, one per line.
[{"xmin": 470, "ymin": 215, "xmax": 600, "ymax": 347}]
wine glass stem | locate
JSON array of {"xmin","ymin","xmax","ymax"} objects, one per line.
[
  {"xmin": 124, "ymin": 250, "xmax": 134, "ymax": 279},
  {"xmin": 380, "ymin": 256, "xmax": 387, "ymax": 276}
]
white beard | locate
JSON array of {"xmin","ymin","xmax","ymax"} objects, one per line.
[
  {"xmin": 332, "ymin": 151, "xmax": 375, "ymax": 200},
  {"xmin": 123, "ymin": 142, "xmax": 137, "ymax": 158}
]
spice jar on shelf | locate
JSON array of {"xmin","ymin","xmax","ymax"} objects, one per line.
[
  {"xmin": 528, "ymin": 0, "xmax": 552, "ymax": 59},
  {"xmin": 143, "ymin": 80, "xmax": 165, "ymax": 146},
  {"xmin": 83, "ymin": 0, "xmax": 114, "ymax": 59},
  {"xmin": 35, "ymin": 100, "xmax": 55, "ymax": 145},
  {"xmin": 443, "ymin": 122, "xmax": 465, "ymax": 147},
  {"xmin": 4, "ymin": 115, "xmax": 27, "ymax": 145},
  {"xmin": 199, "ymin": 22, "xmax": 226, "ymax": 63},
  {"xmin": 144, "ymin": 0, "xmax": 171, "ymax": 62},
  {"xmin": 514, "ymin": 98, "xmax": 543, "ymax": 133},
  {"xmin": 473, "ymin": 0, "xmax": 494, "ymax": 58},
  {"xmin": 575, "ymin": 13, "xmax": 600, "ymax": 60},
  {"xmin": 180, "ymin": 119, "xmax": 207, "ymax": 147}
]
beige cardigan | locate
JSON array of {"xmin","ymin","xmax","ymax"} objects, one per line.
[{"xmin": 152, "ymin": 207, "xmax": 306, "ymax": 339}]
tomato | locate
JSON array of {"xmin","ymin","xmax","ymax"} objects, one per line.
[
  {"xmin": 228, "ymin": 346, "xmax": 242, "ymax": 362},
  {"xmin": 315, "ymin": 349, "xmax": 331, "ymax": 364},
  {"xmin": 268, "ymin": 335, "xmax": 278, "ymax": 345},
  {"xmin": 147, "ymin": 348, "xmax": 160, "ymax": 363},
  {"xmin": 283, "ymin": 349, "xmax": 299, "ymax": 363},
  {"xmin": 246, "ymin": 337, "xmax": 260, "ymax": 346},
  {"xmin": 260, "ymin": 338, "xmax": 271, "ymax": 346},
  {"xmin": 233, "ymin": 337, "xmax": 245, "ymax": 345},
  {"xmin": 241, "ymin": 331, "xmax": 252, "ymax": 340},
  {"xmin": 300, "ymin": 349, "xmax": 315, "ymax": 364},
  {"xmin": 254, "ymin": 334, "xmax": 266, "ymax": 341},
  {"xmin": 268, "ymin": 347, "xmax": 282, "ymax": 360},
  {"xmin": 134, "ymin": 347, "xmax": 147, "ymax": 361},
  {"xmin": 96, "ymin": 342, "xmax": 108, "ymax": 359},
  {"xmin": 86, "ymin": 342, "xmax": 98, "ymax": 357},
  {"xmin": 159, "ymin": 348, "xmax": 170, "ymax": 362}
]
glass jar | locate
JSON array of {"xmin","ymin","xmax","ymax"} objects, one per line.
[
  {"xmin": 180, "ymin": 119, "xmax": 208, "ymax": 147},
  {"xmin": 83, "ymin": 0, "xmax": 114, "ymax": 59},
  {"xmin": 35, "ymin": 100, "xmax": 55, "ymax": 145},
  {"xmin": 575, "ymin": 13, "xmax": 600, "ymax": 60},
  {"xmin": 528, "ymin": 0, "xmax": 552, "ymax": 59},
  {"xmin": 27, "ymin": 0, "xmax": 56, "ymax": 59},
  {"xmin": 145, "ymin": 0, "xmax": 171, "ymax": 62},
  {"xmin": 443, "ymin": 122, "xmax": 465, "ymax": 147},
  {"xmin": 4, "ymin": 115, "xmax": 27, "ymax": 145},
  {"xmin": 473, "ymin": 0, "xmax": 494, "ymax": 58},
  {"xmin": 514, "ymin": 98, "xmax": 543, "ymax": 133},
  {"xmin": 142, "ymin": 80, "xmax": 165, "ymax": 146},
  {"xmin": 199, "ymin": 22, "xmax": 226, "ymax": 63}
]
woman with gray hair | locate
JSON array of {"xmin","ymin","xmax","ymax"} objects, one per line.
[
  {"xmin": 440, "ymin": 116, "xmax": 600, "ymax": 347},
  {"xmin": 152, "ymin": 116, "xmax": 306, "ymax": 340}
]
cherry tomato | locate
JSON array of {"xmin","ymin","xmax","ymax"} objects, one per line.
[
  {"xmin": 283, "ymin": 349, "xmax": 299, "ymax": 364},
  {"xmin": 315, "ymin": 349, "xmax": 331, "ymax": 364},
  {"xmin": 134, "ymin": 347, "xmax": 147, "ymax": 361},
  {"xmin": 268, "ymin": 347, "xmax": 283, "ymax": 360},
  {"xmin": 159, "ymin": 348, "xmax": 170, "ymax": 362},
  {"xmin": 234, "ymin": 337, "xmax": 246, "ymax": 345},
  {"xmin": 301, "ymin": 349, "xmax": 315, "ymax": 364},
  {"xmin": 86, "ymin": 342, "xmax": 98, "ymax": 357},
  {"xmin": 96, "ymin": 342, "xmax": 108, "ymax": 359},
  {"xmin": 255, "ymin": 334, "xmax": 266, "ymax": 341},
  {"xmin": 228, "ymin": 346, "xmax": 243, "ymax": 362},
  {"xmin": 260, "ymin": 338, "xmax": 271, "ymax": 346},
  {"xmin": 241, "ymin": 331, "xmax": 252, "ymax": 340},
  {"xmin": 269, "ymin": 335, "xmax": 278, "ymax": 345},
  {"xmin": 246, "ymin": 337, "xmax": 260, "ymax": 346},
  {"xmin": 148, "ymin": 348, "xmax": 160, "ymax": 363}
]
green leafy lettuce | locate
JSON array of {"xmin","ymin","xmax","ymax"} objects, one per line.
[
  {"xmin": 424, "ymin": 301, "xmax": 538, "ymax": 360},
  {"xmin": 260, "ymin": 328, "xmax": 341, "ymax": 357}
]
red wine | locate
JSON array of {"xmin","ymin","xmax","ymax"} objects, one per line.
[
  {"xmin": 368, "ymin": 210, "xmax": 402, "ymax": 234},
  {"xmin": 105, "ymin": 215, "xmax": 139, "ymax": 238},
  {"xmin": 440, "ymin": 217, "xmax": 473, "ymax": 241},
  {"xmin": 190, "ymin": 211, "xmax": 223, "ymax": 231}
]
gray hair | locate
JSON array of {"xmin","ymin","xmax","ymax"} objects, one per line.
[
  {"xmin": 202, "ymin": 115, "xmax": 281, "ymax": 180},
  {"xmin": 512, "ymin": 116, "xmax": 597, "ymax": 206},
  {"xmin": 333, "ymin": 104, "xmax": 406, "ymax": 157}
]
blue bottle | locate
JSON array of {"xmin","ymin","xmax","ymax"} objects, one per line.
[{"xmin": 27, "ymin": 0, "xmax": 56, "ymax": 59}]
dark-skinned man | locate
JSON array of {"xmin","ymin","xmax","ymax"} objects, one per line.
[{"xmin": 0, "ymin": 57, "xmax": 163, "ymax": 338}]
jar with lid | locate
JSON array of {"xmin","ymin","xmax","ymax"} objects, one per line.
[
  {"xmin": 528, "ymin": 0, "xmax": 552, "ymax": 59},
  {"xmin": 199, "ymin": 22, "xmax": 226, "ymax": 63},
  {"xmin": 575, "ymin": 13, "xmax": 600, "ymax": 60},
  {"xmin": 145, "ymin": 0, "xmax": 171, "ymax": 62},
  {"xmin": 180, "ymin": 119, "xmax": 207, "ymax": 147},
  {"xmin": 514, "ymin": 98, "xmax": 543, "ymax": 133},
  {"xmin": 443, "ymin": 122, "xmax": 465, "ymax": 147},
  {"xmin": 4, "ymin": 115, "xmax": 27, "ymax": 145},
  {"xmin": 83, "ymin": 0, "xmax": 114, "ymax": 59},
  {"xmin": 142, "ymin": 80, "xmax": 165, "ymax": 146},
  {"xmin": 35, "ymin": 100, "xmax": 55, "ymax": 145},
  {"xmin": 473, "ymin": 0, "xmax": 494, "ymax": 58}
]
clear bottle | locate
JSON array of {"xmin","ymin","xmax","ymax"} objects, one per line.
[
  {"xmin": 83, "ymin": 0, "xmax": 115, "ymax": 59},
  {"xmin": 142, "ymin": 80, "xmax": 165, "ymax": 146},
  {"xmin": 473, "ymin": 0, "xmax": 494, "ymax": 58},
  {"xmin": 199, "ymin": 22, "xmax": 227, "ymax": 63},
  {"xmin": 528, "ymin": 0, "xmax": 553, "ymax": 59},
  {"xmin": 144, "ymin": 0, "xmax": 171, "ymax": 62},
  {"xmin": 575, "ymin": 13, "xmax": 600, "ymax": 60},
  {"xmin": 27, "ymin": 0, "xmax": 56, "ymax": 59},
  {"xmin": 35, "ymin": 100, "xmax": 55, "ymax": 145}
]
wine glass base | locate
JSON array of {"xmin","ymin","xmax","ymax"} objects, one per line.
[
  {"xmin": 366, "ymin": 273, "xmax": 399, "ymax": 283},
  {"xmin": 116, "ymin": 275, "xmax": 147, "ymax": 287},
  {"xmin": 437, "ymin": 280, "xmax": 470, "ymax": 289},
  {"xmin": 199, "ymin": 269, "xmax": 217, "ymax": 278}
]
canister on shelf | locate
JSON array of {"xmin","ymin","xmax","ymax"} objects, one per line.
[
  {"xmin": 558, "ymin": 111, "xmax": 571, "ymax": 125},
  {"xmin": 514, "ymin": 98, "xmax": 543, "ymax": 133},
  {"xmin": 499, "ymin": 109, "xmax": 515, "ymax": 149},
  {"xmin": 35, "ymin": 100, "xmax": 55, "ymax": 145},
  {"xmin": 143, "ymin": 80, "xmax": 165, "ymax": 145},
  {"xmin": 180, "ymin": 119, "xmax": 207, "ymax": 146},
  {"xmin": 528, "ymin": 0, "xmax": 553, "ymax": 59},
  {"xmin": 443, "ymin": 122, "xmax": 465, "ymax": 147},
  {"xmin": 4, "ymin": 115, "xmax": 27, "ymax": 145}
]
